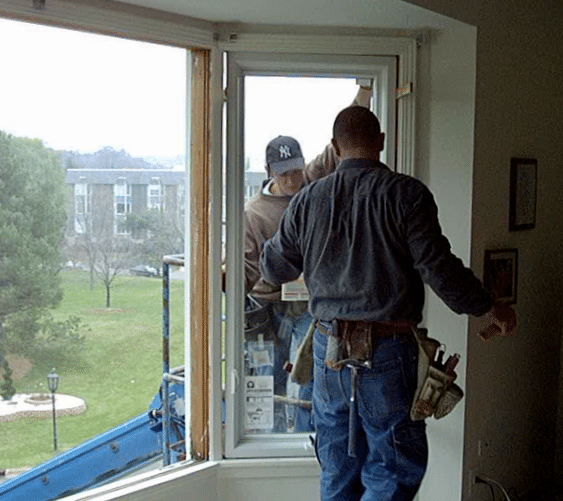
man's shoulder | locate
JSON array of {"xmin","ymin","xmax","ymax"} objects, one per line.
[
  {"xmin": 371, "ymin": 164, "xmax": 428, "ymax": 193},
  {"xmin": 245, "ymin": 191, "xmax": 291, "ymax": 227},
  {"xmin": 246, "ymin": 189, "xmax": 287, "ymax": 210},
  {"xmin": 292, "ymin": 173, "xmax": 335, "ymax": 204}
]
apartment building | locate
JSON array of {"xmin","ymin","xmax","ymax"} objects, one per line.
[{"xmin": 65, "ymin": 169, "xmax": 185, "ymax": 240}]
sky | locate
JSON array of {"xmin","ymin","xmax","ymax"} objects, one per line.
[
  {"xmin": 0, "ymin": 17, "xmax": 187, "ymax": 159},
  {"xmin": 0, "ymin": 17, "xmax": 359, "ymax": 171},
  {"xmin": 245, "ymin": 77, "xmax": 357, "ymax": 171}
]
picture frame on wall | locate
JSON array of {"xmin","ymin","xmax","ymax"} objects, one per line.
[
  {"xmin": 509, "ymin": 157, "xmax": 537, "ymax": 231},
  {"xmin": 483, "ymin": 249, "xmax": 518, "ymax": 304}
]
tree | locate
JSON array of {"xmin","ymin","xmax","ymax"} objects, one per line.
[
  {"xmin": 1, "ymin": 359, "xmax": 17, "ymax": 401},
  {"xmin": 91, "ymin": 237, "xmax": 134, "ymax": 308},
  {"xmin": 126, "ymin": 209, "xmax": 184, "ymax": 274},
  {"xmin": 0, "ymin": 132, "xmax": 68, "ymax": 355}
]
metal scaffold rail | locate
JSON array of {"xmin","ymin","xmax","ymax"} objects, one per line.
[{"xmin": 162, "ymin": 254, "xmax": 185, "ymax": 466}]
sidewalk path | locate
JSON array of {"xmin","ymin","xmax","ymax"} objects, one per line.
[{"xmin": 0, "ymin": 393, "xmax": 86, "ymax": 422}]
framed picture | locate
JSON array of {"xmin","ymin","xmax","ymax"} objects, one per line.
[
  {"xmin": 483, "ymin": 249, "xmax": 518, "ymax": 304},
  {"xmin": 509, "ymin": 157, "xmax": 537, "ymax": 231}
]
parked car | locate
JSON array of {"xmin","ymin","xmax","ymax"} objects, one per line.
[{"xmin": 131, "ymin": 265, "xmax": 159, "ymax": 277}]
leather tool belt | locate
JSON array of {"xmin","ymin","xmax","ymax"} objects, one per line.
[{"xmin": 316, "ymin": 319, "xmax": 413, "ymax": 370}]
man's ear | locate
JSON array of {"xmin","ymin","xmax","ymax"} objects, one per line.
[
  {"xmin": 375, "ymin": 133, "xmax": 385, "ymax": 152},
  {"xmin": 331, "ymin": 138, "xmax": 341, "ymax": 158}
]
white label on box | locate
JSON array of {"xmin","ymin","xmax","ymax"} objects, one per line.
[
  {"xmin": 244, "ymin": 376, "xmax": 274, "ymax": 430},
  {"xmin": 281, "ymin": 275, "xmax": 309, "ymax": 301}
]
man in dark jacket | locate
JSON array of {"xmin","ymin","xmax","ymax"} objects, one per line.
[{"xmin": 260, "ymin": 105, "xmax": 515, "ymax": 501}]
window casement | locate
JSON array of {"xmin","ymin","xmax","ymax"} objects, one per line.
[{"xmin": 222, "ymin": 36, "xmax": 416, "ymax": 459}]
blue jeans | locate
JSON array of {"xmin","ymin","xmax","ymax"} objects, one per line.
[{"xmin": 312, "ymin": 328, "xmax": 427, "ymax": 501}]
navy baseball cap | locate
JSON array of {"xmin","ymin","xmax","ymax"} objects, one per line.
[{"xmin": 265, "ymin": 136, "xmax": 305, "ymax": 176}]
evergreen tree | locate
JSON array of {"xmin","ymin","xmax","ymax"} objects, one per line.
[
  {"xmin": 1, "ymin": 359, "xmax": 16, "ymax": 401},
  {"xmin": 0, "ymin": 132, "xmax": 68, "ymax": 354}
]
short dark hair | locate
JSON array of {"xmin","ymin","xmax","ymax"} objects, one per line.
[{"xmin": 332, "ymin": 106, "xmax": 381, "ymax": 148}]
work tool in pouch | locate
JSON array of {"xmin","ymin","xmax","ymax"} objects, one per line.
[
  {"xmin": 323, "ymin": 320, "xmax": 374, "ymax": 458},
  {"xmin": 410, "ymin": 327, "xmax": 464, "ymax": 421},
  {"xmin": 324, "ymin": 319, "xmax": 373, "ymax": 370}
]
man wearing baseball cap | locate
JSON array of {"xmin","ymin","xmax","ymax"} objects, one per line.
[{"xmin": 240, "ymin": 84, "xmax": 372, "ymax": 433}]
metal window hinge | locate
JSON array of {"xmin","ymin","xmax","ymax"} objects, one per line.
[{"xmin": 395, "ymin": 82, "xmax": 413, "ymax": 100}]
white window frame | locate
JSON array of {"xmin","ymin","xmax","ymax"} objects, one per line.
[{"xmin": 222, "ymin": 35, "xmax": 416, "ymax": 459}]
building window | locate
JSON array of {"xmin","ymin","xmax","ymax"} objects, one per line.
[
  {"xmin": 74, "ymin": 180, "xmax": 90, "ymax": 234},
  {"xmin": 0, "ymin": 11, "xmax": 196, "ymax": 498},
  {"xmin": 148, "ymin": 177, "xmax": 164, "ymax": 210},
  {"xmin": 115, "ymin": 178, "xmax": 132, "ymax": 234}
]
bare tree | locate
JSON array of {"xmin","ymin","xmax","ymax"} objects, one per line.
[{"xmin": 91, "ymin": 237, "xmax": 134, "ymax": 308}]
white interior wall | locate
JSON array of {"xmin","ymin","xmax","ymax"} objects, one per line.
[{"xmin": 414, "ymin": 21, "xmax": 477, "ymax": 501}]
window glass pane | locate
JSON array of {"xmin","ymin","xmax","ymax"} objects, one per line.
[
  {"xmin": 240, "ymin": 76, "xmax": 357, "ymax": 436},
  {"xmin": 0, "ymin": 16, "xmax": 188, "ymax": 496}
]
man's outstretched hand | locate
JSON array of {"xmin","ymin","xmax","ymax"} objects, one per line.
[{"xmin": 478, "ymin": 301, "xmax": 516, "ymax": 340}]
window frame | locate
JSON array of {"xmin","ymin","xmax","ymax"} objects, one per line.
[
  {"xmin": 221, "ymin": 35, "xmax": 417, "ymax": 459},
  {"xmin": 0, "ymin": 0, "xmax": 418, "ymax": 492},
  {"xmin": 0, "ymin": 0, "xmax": 221, "ymax": 491}
]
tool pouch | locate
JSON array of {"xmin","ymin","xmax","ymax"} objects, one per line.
[
  {"xmin": 289, "ymin": 320, "xmax": 315, "ymax": 385},
  {"xmin": 410, "ymin": 327, "xmax": 464, "ymax": 421},
  {"xmin": 324, "ymin": 320, "xmax": 373, "ymax": 370}
]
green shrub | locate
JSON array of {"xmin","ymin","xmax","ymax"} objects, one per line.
[{"xmin": 1, "ymin": 358, "xmax": 16, "ymax": 400}]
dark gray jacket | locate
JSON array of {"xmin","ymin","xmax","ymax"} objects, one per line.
[{"xmin": 260, "ymin": 158, "xmax": 492, "ymax": 323}]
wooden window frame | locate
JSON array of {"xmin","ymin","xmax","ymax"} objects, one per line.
[{"xmin": 189, "ymin": 48, "xmax": 211, "ymax": 460}]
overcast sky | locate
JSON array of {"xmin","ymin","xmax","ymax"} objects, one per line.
[
  {"xmin": 0, "ymin": 17, "xmax": 186, "ymax": 159},
  {"xmin": 0, "ymin": 17, "xmax": 358, "ymax": 171}
]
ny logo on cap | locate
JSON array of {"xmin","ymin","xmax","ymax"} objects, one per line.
[{"xmin": 279, "ymin": 145, "xmax": 292, "ymax": 159}]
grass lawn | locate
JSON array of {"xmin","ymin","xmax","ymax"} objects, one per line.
[{"xmin": 0, "ymin": 269, "xmax": 185, "ymax": 470}]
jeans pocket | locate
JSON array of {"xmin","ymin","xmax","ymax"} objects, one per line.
[{"xmin": 357, "ymin": 353, "xmax": 415, "ymax": 423}]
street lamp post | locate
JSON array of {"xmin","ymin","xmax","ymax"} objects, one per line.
[{"xmin": 47, "ymin": 369, "xmax": 60, "ymax": 451}]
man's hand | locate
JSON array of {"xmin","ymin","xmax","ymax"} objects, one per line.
[
  {"xmin": 478, "ymin": 301, "xmax": 516, "ymax": 340},
  {"xmin": 356, "ymin": 78, "xmax": 373, "ymax": 90},
  {"xmin": 354, "ymin": 79, "xmax": 373, "ymax": 109}
]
